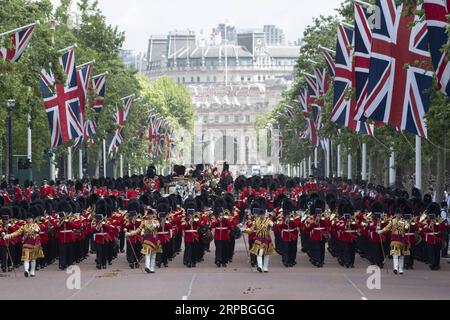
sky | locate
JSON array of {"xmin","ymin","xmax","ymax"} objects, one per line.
[{"xmin": 50, "ymin": 0, "xmax": 344, "ymax": 53}]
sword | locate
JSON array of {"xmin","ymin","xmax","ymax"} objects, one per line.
[
  {"xmin": 378, "ymin": 233, "xmax": 389, "ymax": 274},
  {"xmin": 126, "ymin": 232, "xmax": 145, "ymax": 273},
  {"xmin": 5, "ymin": 238, "xmax": 16, "ymax": 278}
]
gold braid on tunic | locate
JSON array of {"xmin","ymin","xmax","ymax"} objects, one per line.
[
  {"xmin": 380, "ymin": 218, "xmax": 410, "ymax": 256},
  {"xmin": 8, "ymin": 223, "xmax": 44, "ymax": 261},
  {"xmin": 128, "ymin": 218, "xmax": 162, "ymax": 255},
  {"xmin": 249, "ymin": 217, "xmax": 275, "ymax": 256}
]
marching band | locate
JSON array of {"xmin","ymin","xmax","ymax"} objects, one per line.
[{"xmin": 0, "ymin": 164, "xmax": 449, "ymax": 278}]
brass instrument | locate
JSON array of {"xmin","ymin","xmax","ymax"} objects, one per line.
[
  {"xmin": 289, "ymin": 212, "xmax": 296, "ymax": 221},
  {"xmin": 223, "ymin": 210, "xmax": 230, "ymax": 220},
  {"xmin": 419, "ymin": 212, "xmax": 428, "ymax": 224},
  {"xmin": 301, "ymin": 209, "xmax": 310, "ymax": 223},
  {"xmin": 193, "ymin": 212, "xmax": 201, "ymax": 222}
]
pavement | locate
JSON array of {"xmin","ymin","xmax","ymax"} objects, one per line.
[{"xmin": 0, "ymin": 239, "xmax": 449, "ymax": 300}]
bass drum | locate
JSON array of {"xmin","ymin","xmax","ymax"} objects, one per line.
[{"xmin": 230, "ymin": 227, "xmax": 242, "ymax": 240}]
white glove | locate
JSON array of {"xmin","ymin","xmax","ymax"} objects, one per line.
[
  {"xmin": 377, "ymin": 230, "xmax": 382, "ymax": 235},
  {"xmin": 125, "ymin": 232, "xmax": 131, "ymax": 238},
  {"xmin": 1, "ymin": 233, "xmax": 7, "ymax": 240}
]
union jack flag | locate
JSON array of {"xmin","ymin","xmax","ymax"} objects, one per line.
[
  {"xmin": 114, "ymin": 95, "xmax": 134, "ymax": 127},
  {"xmin": 313, "ymin": 67, "xmax": 330, "ymax": 94},
  {"xmin": 92, "ymin": 72, "xmax": 107, "ymax": 113},
  {"xmin": 363, "ymin": 0, "xmax": 433, "ymax": 138},
  {"xmin": 423, "ymin": 0, "xmax": 450, "ymax": 97},
  {"xmin": 284, "ymin": 105, "xmax": 294, "ymax": 120},
  {"xmin": 108, "ymin": 128, "xmax": 124, "ymax": 156},
  {"xmin": 353, "ymin": 2, "xmax": 372, "ymax": 122},
  {"xmin": 73, "ymin": 62, "xmax": 93, "ymax": 147},
  {"xmin": 0, "ymin": 23, "xmax": 36, "ymax": 63},
  {"xmin": 40, "ymin": 47, "xmax": 84, "ymax": 148},
  {"xmin": 331, "ymin": 23, "xmax": 373, "ymax": 135},
  {"xmin": 319, "ymin": 46, "xmax": 336, "ymax": 77}
]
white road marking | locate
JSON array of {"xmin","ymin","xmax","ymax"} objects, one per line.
[
  {"xmin": 344, "ymin": 274, "xmax": 368, "ymax": 300},
  {"xmin": 182, "ymin": 274, "xmax": 197, "ymax": 300}
]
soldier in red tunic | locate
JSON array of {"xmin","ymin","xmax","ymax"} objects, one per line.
[{"xmin": 278, "ymin": 199, "xmax": 301, "ymax": 267}]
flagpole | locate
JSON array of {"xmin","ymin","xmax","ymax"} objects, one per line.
[
  {"xmin": 49, "ymin": 19, "xmax": 56, "ymax": 182},
  {"xmin": 389, "ymin": 148, "xmax": 395, "ymax": 186},
  {"xmin": 347, "ymin": 153, "xmax": 352, "ymax": 180},
  {"xmin": 326, "ymin": 140, "xmax": 330, "ymax": 178},
  {"xmin": 120, "ymin": 154, "xmax": 124, "ymax": 178},
  {"xmin": 314, "ymin": 147, "xmax": 318, "ymax": 174},
  {"xmin": 102, "ymin": 139, "xmax": 106, "ymax": 177},
  {"xmin": 337, "ymin": 144, "xmax": 341, "ymax": 177},
  {"xmin": 308, "ymin": 156, "xmax": 312, "ymax": 176},
  {"xmin": 415, "ymin": 136, "xmax": 422, "ymax": 190},
  {"xmin": 67, "ymin": 147, "xmax": 73, "ymax": 180},
  {"xmin": 0, "ymin": 22, "xmax": 38, "ymax": 38},
  {"xmin": 78, "ymin": 149, "xmax": 83, "ymax": 179},
  {"xmin": 27, "ymin": 113, "xmax": 32, "ymax": 181},
  {"xmin": 362, "ymin": 143, "xmax": 367, "ymax": 181}
]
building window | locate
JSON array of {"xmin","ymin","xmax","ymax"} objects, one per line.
[
  {"xmin": 258, "ymin": 76, "xmax": 261, "ymax": 81},
  {"xmin": 182, "ymin": 77, "xmax": 186, "ymax": 83},
  {"xmin": 213, "ymin": 76, "xmax": 217, "ymax": 82},
  {"xmin": 215, "ymin": 115, "xmax": 219, "ymax": 123},
  {"xmin": 197, "ymin": 76, "xmax": 201, "ymax": 82},
  {"xmin": 247, "ymin": 76, "xmax": 251, "ymax": 81},
  {"xmin": 245, "ymin": 115, "xmax": 250, "ymax": 123},
  {"xmin": 263, "ymin": 76, "xmax": 266, "ymax": 81},
  {"xmin": 235, "ymin": 115, "xmax": 240, "ymax": 123},
  {"xmin": 241, "ymin": 76, "xmax": 245, "ymax": 82},
  {"xmin": 191, "ymin": 77, "xmax": 194, "ymax": 83},
  {"xmin": 207, "ymin": 76, "xmax": 210, "ymax": 82},
  {"xmin": 203, "ymin": 116, "xmax": 208, "ymax": 123},
  {"xmin": 225, "ymin": 115, "xmax": 229, "ymax": 123}
]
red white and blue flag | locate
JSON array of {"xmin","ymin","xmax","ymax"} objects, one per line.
[
  {"xmin": 331, "ymin": 23, "xmax": 373, "ymax": 135},
  {"xmin": 319, "ymin": 46, "xmax": 336, "ymax": 77},
  {"xmin": 363, "ymin": 0, "xmax": 433, "ymax": 138},
  {"xmin": 114, "ymin": 95, "xmax": 134, "ymax": 127},
  {"xmin": 73, "ymin": 62, "xmax": 94, "ymax": 147},
  {"xmin": 284, "ymin": 105, "xmax": 294, "ymax": 120},
  {"xmin": 108, "ymin": 128, "xmax": 124, "ymax": 156},
  {"xmin": 353, "ymin": 2, "xmax": 372, "ymax": 123},
  {"xmin": 0, "ymin": 23, "xmax": 36, "ymax": 63},
  {"xmin": 40, "ymin": 47, "xmax": 84, "ymax": 147},
  {"xmin": 423, "ymin": 0, "xmax": 450, "ymax": 97},
  {"xmin": 92, "ymin": 72, "xmax": 107, "ymax": 113}
]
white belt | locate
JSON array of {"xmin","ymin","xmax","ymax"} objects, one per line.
[
  {"xmin": 314, "ymin": 227, "xmax": 325, "ymax": 231},
  {"xmin": 405, "ymin": 233, "xmax": 415, "ymax": 236},
  {"xmin": 216, "ymin": 227, "xmax": 228, "ymax": 230},
  {"xmin": 185, "ymin": 230, "xmax": 198, "ymax": 233},
  {"xmin": 59, "ymin": 230, "xmax": 73, "ymax": 233},
  {"xmin": 94, "ymin": 233, "xmax": 108, "ymax": 236},
  {"xmin": 282, "ymin": 228, "xmax": 297, "ymax": 232},
  {"xmin": 157, "ymin": 232, "xmax": 169, "ymax": 235},
  {"xmin": 345, "ymin": 230, "xmax": 357, "ymax": 233}
]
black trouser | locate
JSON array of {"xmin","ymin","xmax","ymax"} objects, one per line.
[
  {"xmin": 249, "ymin": 239, "xmax": 257, "ymax": 266},
  {"xmin": 157, "ymin": 242, "xmax": 170, "ymax": 266},
  {"xmin": 341, "ymin": 241, "xmax": 356, "ymax": 267},
  {"xmin": 177, "ymin": 233, "xmax": 183, "ymax": 253},
  {"xmin": 274, "ymin": 233, "xmax": 282, "ymax": 254},
  {"xmin": 309, "ymin": 240, "xmax": 325, "ymax": 264},
  {"xmin": 106, "ymin": 241, "xmax": 113, "ymax": 263},
  {"xmin": 300, "ymin": 233, "xmax": 310, "ymax": 254},
  {"xmin": 184, "ymin": 242, "xmax": 195, "ymax": 265},
  {"xmin": 442, "ymin": 230, "xmax": 449, "ymax": 257},
  {"xmin": 96, "ymin": 243, "xmax": 107, "ymax": 266},
  {"xmin": 214, "ymin": 240, "xmax": 229, "ymax": 264},
  {"xmin": 0, "ymin": 246, "xmax": 13, "ymax": 270},
  {"xmin": 405, "ymin": 244, "xmax": 415, "ymax": 268},
  {"xmin": 119, "ymin": 232, "xmax": 125, "ymax": 252},
  {"xmin": 58, "ymin": 242, "xmax": 72, "ymax": 268},
  {"xmin": 228, "ymin": 238, "xmax": 235, "ymax": 262},
  {"xmin": 14, "ymin": 243, "xmax": 21, "ymax": 266},
  {"xmin": 126, "ymin": 241, "xmax": 141, "ymax": 264},
  {"xmin": 427, "ymin": 243, "xmax": 441, "ymax": 268},
  {"xmin": 282, "ymin": 240, "xmax": 298, "ymax": 264},
  {"xmin": 368, "ymin": 242, "xmax": 384, "ymax": 266}
]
